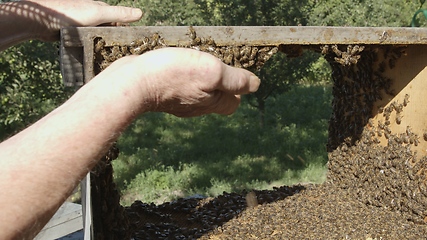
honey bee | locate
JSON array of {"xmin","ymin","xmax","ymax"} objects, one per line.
[
  {"xmin": 403, "ymin": 94, "xmax": 410, "ymax": 107},
  {"xmin": 394, "ymin": 103, "xmax": 403, "ymax": 113},
  {"xmin": 206, "ymin": 37, "xmax": 216, "ymax": 46},
  {"xmin": 331, "ymin": 45, "xmax": 342, "ymax": 56},
  {"xmin": 258, "ymin": 46, "xmax": 271, "ymax": 53},
  {"xmin": 100, "ymin": 49, "xmax": 111, "ymax": 61},
  {"xmin": 120, "ymin": 46, "xmax": 129, "ymax": 55},
  {"xmin": 150, "ymin": 33, "xmax": 160, "ymax": 47},
  {"xmin": 240, "ymin": 45, "xmax": 251, "ymax": 57},
  {"xmin": 157, "ymin": 37, "xmax": 167, "ymax": 47},
  {"xmin": 223, "ymin": 52, "xmax": 233, "ymax": 65},
  {"xmin": 413, "ymin": 135, "xmax": 420, "ymax": 146},
  {"xmin": 249, "ymin": 47, "xmax": 258, "ymax": 60},
  {"xmin": 94, "ymin": 38, "xmax": 106, "ymax": 53},
  {"xmin": 129, "ymin": 38, "xmax": 143, "ymax": 47},
  {"xmin": 350, "ymin": 45, "xmax": 365, "ymax": 55},
  {"xmin": 187, "ymin": 26, "xmax": 196, "ymax": 40},
  {"xmin": 320, "ymin": 45, "xmax": 329, "ymax": 54},
  {"xmin": 402, "ymin": 134, "xmax": 410, "ymax": 144},
  {"xmin": 242, "ymin": 60, "xmax": 255, "ymax": 68},
  {"xmin": 406, "ymin": 126, "xmax": 413, "ymax": 136},
  {"xmin": 232, "ymin": 46, "xmax": 240, "ymax": 59},
  {"xmin": 110, "ymin": 45, "xmax": 121, "ymax": 58},
  {"xmin": 396, "ymin": 113, "xmax": 402, "ymax": 125},
  {"xmin": 130, "ymin": 45, "xmax": 147, "ymax": 55},
  {"xmin": 368, "ymin": 119, "xmax": 374, "ymax": 128},
  {"xmin": 259, "ymin": 47, "xmax": 278, "ymax": 63},
  {"xmin": 192, "ymin": 36, "xmax": 202, "ymax": 45}
]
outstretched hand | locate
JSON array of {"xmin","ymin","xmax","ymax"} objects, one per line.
[
  {"xmin": 96, "ymin": 47, "xmax": 261, "ymax": 117},
  {"xmin": 7, "ymin": 0, "xmax": 143, "ymax": 41}
]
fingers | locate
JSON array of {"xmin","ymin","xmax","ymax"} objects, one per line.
[
  {"xmin": 211, "ymin": 92, "xmax": 242, "ymax": 115},
  {"xmin": 97, "ymin": 5, "xmax": 143, "ymax": 24},
  {"xmin": 201, "ymin": 90, "xmax": 241, "ymax": 116},
  {"xmin": 217, "ymin": 64, "xmax": 261, "ymax": 95},
  {"xmin": 172, "ymin": 92, "xmax": 241, "ymax": 117}
]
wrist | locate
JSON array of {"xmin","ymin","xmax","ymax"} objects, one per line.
[{"xmin": 87, "ymin": 55, "xmax": 155, "ymax": 117}]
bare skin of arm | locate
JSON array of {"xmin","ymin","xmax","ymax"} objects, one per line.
[
  {"xmin": 0, "ymin": 47, "xmax": 260, "ymax": 240},
  {"xmin": 0, "ymin": 1, "xmax": 261, "ymax": 239},
  {"xmin": 0, "ymin": 0, "xmax": 143, "ymax": 50}
]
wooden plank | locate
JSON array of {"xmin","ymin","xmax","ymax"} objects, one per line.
[
  {"xmin": 81, "ymin": 174, "xmax": 93, "ymax": 240},
  {"xmin": 59, "ymin": 26, "xmax": 427, "ymax": 86},
  {"xmin": 61, "ymin": 26, "xmax": 427, "ymax": 47},
  {"xmin": 373, "ymin": 44, "xmax": 427, "ymax": 154},
  {"xmin": 35, "ymin": 202, "xmax": 83, "ymax": 240},
  {"xmin": 59, "ymin": 46, "xmax": 84, "ymax": 87}
]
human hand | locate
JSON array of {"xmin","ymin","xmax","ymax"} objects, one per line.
[
  {"xmin": 101, "ymin": 48, "xmax": 260, "ymax": 117},
  {"xmin": 16, "ymin": 0, "xmax": 143, "ymax": 41}
]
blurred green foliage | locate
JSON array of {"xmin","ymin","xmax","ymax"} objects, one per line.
[
  {"xmin": 114, "ymin": 84, "xmax": 332, "ymax": 204},
  {"xmin": 0, "ymin": 41, "xmax": 71, "ymax": 139}
]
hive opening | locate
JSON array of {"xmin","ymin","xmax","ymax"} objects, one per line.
[{"xmin": 88, "ymin": 27, "xmax": 427, "ymax": 238}]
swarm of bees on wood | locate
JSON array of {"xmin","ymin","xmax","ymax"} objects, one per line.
[
  {"xmin": 320, "ymin": 43, "xmax": 427, "ymax": 224},
  {"xmin": 94, "ymin": 26, "xmax": 279, "ymax": 74}
]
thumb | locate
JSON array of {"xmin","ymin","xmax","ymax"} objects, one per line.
[{"xmin": 218, "ymin": 65, "xmax": 261, "ymax": 95}]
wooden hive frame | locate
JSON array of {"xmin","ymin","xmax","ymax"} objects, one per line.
[{"xmin": 59, "ymin": 26, "xmax": 427, "ymax": 239}]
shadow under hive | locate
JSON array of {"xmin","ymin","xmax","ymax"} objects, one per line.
[{"xmin": 60, "ymin": 26, "xmax": 427, "ymax": 239}]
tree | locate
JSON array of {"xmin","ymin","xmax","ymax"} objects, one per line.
[
  {"xmin": 0, "ymin": 41, "xmax": 71, "ymax": 140},
  {"xmin": 113, "ymin": 0, "xmax": 206, "ymax": 26},
  {"xmin": 306, "ymin": 0, "xmax": 425, "ymax": 27},
  {"xmin": 197, "ymin": 0, "xmax": 315, "ymax": 127}
]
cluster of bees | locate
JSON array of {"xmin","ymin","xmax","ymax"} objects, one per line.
[
  {"xmin": 94, "ymin": 33, "xmax": 168, "ymax": 73},
  {"xmin": 323, "ymin": 44, "xmax": 427, "ymax": 224},
  {"xmin": 184, "ymin": 26, "xmax": 278, "ymax": 71},
  {"xmin": 124, "ymin": 185, "xmax": 302, "ymax": 239},
  {"xmin": 90, "ymin": 144, "xmax": 132, "ymax": 239},
  {"xmin": 322, "ymin": 45, "xmax": 387, "ymax": 150},
  {"xmin": 94, "ymin": 26, "xmax": 279, "ymax": 74},
  {"xmin": 321, "ymin": 44, "xmax": 365, "ymax": 66}
]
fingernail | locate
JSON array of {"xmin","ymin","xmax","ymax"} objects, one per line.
[
  {"xmin": 249, "ymin": 75, "xmax": 261, "ymax": 92},
  {"xmin": 132, "ymin": 8, "xmax": 143, "ymax": 18}
]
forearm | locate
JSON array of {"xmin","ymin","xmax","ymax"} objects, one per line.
[
  {"xmin": 0, "ymin": 47, "xmax": 259, "ymax": 239},
  {"xmin": 0, "ymin": 1, "xmax": 38, "ymax": 51},
  {"xmin": 0, "ymin": 56, "xmax": 146, "ymax": 239}
]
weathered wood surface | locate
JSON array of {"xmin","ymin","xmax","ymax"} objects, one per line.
[
  {"xmin": 374, "ymin": 45, "xmax": 427, "ymax": 154},
  {"xmin": 59, "ymin": 26, "xmax": 427, "ymax": 86},
  {"xmin": 61, "ymin": 26, "xmax": 427, "ymax": 47},
  {"xmin": 35, "ymin": 202, "xmax": 83, "ymax": 240}
]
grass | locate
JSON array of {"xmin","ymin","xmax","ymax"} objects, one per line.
[{"xmin": 112, "ymin": 83, "xmax": 333, "ymax": 205}]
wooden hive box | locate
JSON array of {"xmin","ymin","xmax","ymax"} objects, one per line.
[{"xmin": 59, "ymin": 26, "xmax": 427, "ymax": 238}]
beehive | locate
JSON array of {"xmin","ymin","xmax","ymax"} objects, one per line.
[{"xmin": 60, "ymin": 26, "xmax": 427, "ymax": 239}]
